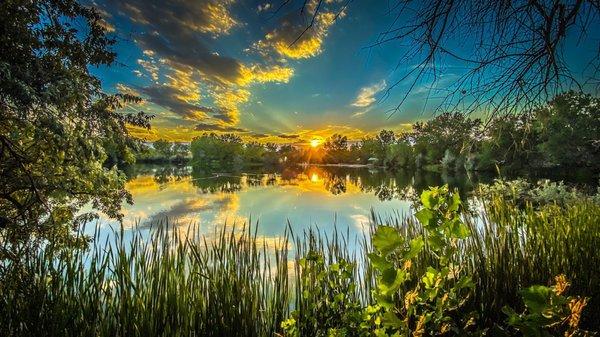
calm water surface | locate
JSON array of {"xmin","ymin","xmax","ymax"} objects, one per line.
[{"xmin": 89, "ymin": 163, "xmax": 596, "ymax": 245}]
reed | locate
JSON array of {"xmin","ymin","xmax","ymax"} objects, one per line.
[
  {"xmin": 370, "ymin": 195, "xmax": 600, "ymax": 329},
  {"xmin": 0, "ymin": 222, "xmax": 290, "ymax": 337}
]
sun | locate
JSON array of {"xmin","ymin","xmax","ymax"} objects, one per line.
[{"xmin": 310, "ymin": 138, "xmax": 322, "ymax": 148}]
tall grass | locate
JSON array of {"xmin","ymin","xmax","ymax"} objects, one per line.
[
  {"xmin": 1, "ymin": 192, "xmax": 599, "ymax": 336},
  {"xmin": 371, "ymin": 195, "xmax": 600, "ymax": 329},
  {"xmin": 0, "ymin": 222, "xmax": 290, "ymax": 337}
]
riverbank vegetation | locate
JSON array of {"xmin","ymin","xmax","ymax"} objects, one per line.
[
  {"xmin": 134, "ymin": 140, "xmax": 191, "ymax": 164},
  {"xmin": 188, "ymin": 91, "xmax": 599, "ymax": 174},
  {"xmin": 1, "ymin": 183, "xmax": 599, "ymax": 336}
]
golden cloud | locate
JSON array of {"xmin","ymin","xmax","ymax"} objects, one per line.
[
  {"xmin": 257, "ymin": 11, "xmax": 341, "ymax": 60},
  {"xmin": 238, "ymin": 65, "xmax": 295, "ymax": 86}
]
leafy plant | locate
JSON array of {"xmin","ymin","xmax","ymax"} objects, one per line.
[
  {"xmin": 503, "ymin": 275, "xmax": 592, "ymax": 337},
  {"xmin": 281, "ymin": 231, "xmax": 365, "ymax": 337},
  {"xmin": 367, "ymin": 185, "xmax": 476, "ymax": 336}
]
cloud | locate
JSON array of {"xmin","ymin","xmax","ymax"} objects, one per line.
[
  {"xmin": 278, "ymin": 133, "xmax": 300, "ymax": 139},
  {"xmin": 238, "ymin": 65, "xmax": 294, "ymax": 86},
  {"xmin": 211, "ymin": 89, "xmax": 251, "ymax": 125},
  {"xmin": 107, "ymin": 0, "xmax": 243, "ymax": 84},
  {"xmin": 250, "ymin": 133, "xmax": 269, "ymax": 138},
  {"xmin": 351, "ymin": 80, "xmax": 386, "ymax": 107},
  {"xmin": 195, "ymin": 123, "xmax": 248, "ymax": 132},
  {"xmin": 257, "ymin": 3, "xmax": 272, "ymax": 12},
  {"xmin": 140, "ymin": 85, "xmax": 214, "ymax": 120},
  {"xmin": 137, "ymin": 59, "xmax": 159, "ymax": 81},
  {"xmin": 253, "ymin": 2, "xmax": 343, "ymax": 60},
  {"xmin": 351, "ymin": 110, "xmax": 367, "ymax": 118},
  {"xmin": 135, "ymin": 69, "xmax": 215, "ymax": 121}
]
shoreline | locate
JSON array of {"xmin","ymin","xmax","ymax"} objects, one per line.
[{"xmin": 298, "ymin": 162, "xmax": 378, "ymax": 168}]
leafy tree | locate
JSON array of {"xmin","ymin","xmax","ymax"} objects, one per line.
[
  {"xmin": 153, "ymin": 139, "xmax": 173, "ymax": 159},
  {"xmin": 190, "ymin": 133, "xmax": 244, "ymax": 168},
  {"xmin": 279, "ymin": 144, "xmax": 302, "ymax": 164},
  {"xmin": 0, "ymin": 0, "xmax": 150, "ymax": 250},
  {"xmin": 478, "ymin": 114, "xmax": 538, "ymax": 171},
  {"xmin": 171, "ymin": 143, "xmax": 190, "ymax": 162},
  {"xmin": 376, "ymin": 129, "xmax": 396, "ymax": 147},
  {"xmin": 354, "ymin": 136, "xmax": 379, "ymax": 164},
  {"xmin": 323, "ymin": 134, "xmax": 349, "ymax": 163},
  {"xmin": 410, "ymin": 112, "xmax": 481, "ymax": 165},
  {"xmin": 535, "ymin": 91, "xmax": 600, "ymax": 167},
  {"xmin": 243, "ymin": 141, "xmax": 267, "ymax": 164}
]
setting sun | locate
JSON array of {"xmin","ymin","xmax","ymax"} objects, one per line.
[{"xmin": 310, "ymin": 138, "xmax": 322, "ymax": 148}]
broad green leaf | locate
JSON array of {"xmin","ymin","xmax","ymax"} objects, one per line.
[
  {"xmin": 368, "ymin": 252, "xmax": 393, "ymax": 271},
  {"xmin": 379, "ymin": 268, "xmax": 407, "ymax": 295},
  {"xmin": 415, "ymin": 208, "xmax": 434, "ymax": 227},
  {"xmin": 403, "ymin": 237, "xmax": 425, "ymax": 260},
  {"xmin": 420, "ymin": 189, "xmax": 437, "ymax": 209},
  {"xmin": 520, "ymin": 285, "xmax": 552, "ymax": 314},
  {"xmin": 427, "ymin": 233, "xmax": 445, "ymax": 251},
  {"xmin": 372, "ymin": 226, "xmax": 403, "ymax": 255},
  {"xmin": 450, "ymin": 220, "xmax": 471, "ymax": 239},
  {"xmin": 382, "ymin": 311, "xmax": 404, "ymax": 328},
  {"xmin": 422, "ymin": 267, "xmax": 438, "ymax": 288},
  {"xmin": 449, "ymin": 191, "xmax": 461, "ymax": 212}
]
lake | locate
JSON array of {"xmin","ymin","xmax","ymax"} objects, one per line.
[{"xmin": 89, "ymin": 163, "xmax": 596, "ymax": 245}]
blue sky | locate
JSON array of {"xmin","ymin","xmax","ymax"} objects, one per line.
[{"xmin": 90, "ymin": 0, "xmax": 599, "ymax": 143}]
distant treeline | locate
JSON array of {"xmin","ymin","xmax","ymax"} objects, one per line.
[
  {"xmin": 135, "ymin": 91, "xmax": 598, "ymax": 172},
  {"xmin": 188, "ymin": 92, "xmax": 599, "ymax": 172},
  {"xmin": 135, "ymin": 139, "xmax": 191, "ymax": 164}
]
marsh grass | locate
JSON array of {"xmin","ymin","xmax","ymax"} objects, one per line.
[
  {"xmin": 0, "ymin": 222, "xmax": 290, "ymax": 337},
  {"xmin": 1, "ymin": 194, "xmax": 599, "ymax": 336},
  {"xmin": 371, "ymin": 196, "xmax": 600, "ymax": 329}
]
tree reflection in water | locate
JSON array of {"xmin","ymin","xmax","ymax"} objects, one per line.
[{"xmin": 123, "ymin": 164, "xmax": 499, "ymax": 201}]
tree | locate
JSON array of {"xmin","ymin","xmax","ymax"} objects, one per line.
[
  {"xmin": 0, "ymin": 0, "xmax": 151, "ymax": 250},
  {"xmin": 478, "ymin": 114, "xmax": 538, "ymax": 171},
  {"xmin": 323, "ymin": 134, "xmax": 349, "ymax": 163},
  {"xmin": 171, "ymin": 143, "xmax": 190, "ymax": 162},
  {"xmin": 190, "ymin": 133, "xmax": 244, "ymax": 168},
  {"xmin": 288, "ymin": 0, "xmax": 600, "ymax": 114},
  {"xmin": 153, "ymin": 139, "xmax": 173, "ymax": 159},
  {"xmin": 376, "ymin": 130, "xmax": 396, "ymax": 147},
  {"xmin": 535, "ymin": 91, "xmax": 600, "ymax": 167},
  {"xmin": 410, "ymin": 113, "xmax": 481, "ymax": 165}
]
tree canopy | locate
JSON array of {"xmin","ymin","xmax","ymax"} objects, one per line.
[{"xmin": 0, "ymin": 0, "xmax": 151, "ymax": 250}]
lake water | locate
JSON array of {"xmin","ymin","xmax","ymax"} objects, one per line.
[{"xmin": 90, "ymin": 163, "xmax": 596, "ymax": 246}]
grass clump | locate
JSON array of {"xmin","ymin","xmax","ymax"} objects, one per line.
[{"xmin": 0, "ymin": 224, "xmax": 289, "ymax": 337}]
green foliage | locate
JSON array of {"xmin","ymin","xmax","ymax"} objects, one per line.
[
  {"xmin": 410, "ymin": 113, "xmax": 482, "ymax": 166},
  {"xmin": 478, "ymin": 178, "xmax": 600, "ymax": 208},
  {"xmin": 323, "ymin": 134, "xmax": 351, "ymax": 164},
  {"xmin": 191, "ymin": 133, "xmax": 244, "ymax": 168},
  {"xmin": 135, "ymin": 140, "xmax": 191, "ymax": 163},
  {"xmin": 503, "ymin": 275, "xmax": 591, "ymax": 337},
  {"xmin": 281, "ymin": 252, "xmax": 363, "ymax": 336},
  {"xmin": 1, "ymin": 187, "xmax": 600, "ymax": 336},
  {"xmin": 190, "ymin": 133, "xmax": 285, "ymax": 169},
  {"xmin": 0, "ymin": 223, "xmax": 289, "ymax": 337},
  {"xmin": 367, "ymin": 186, "xmax": 476, "ymax": 336},
  {"xmin": 477, "ymin": 114, "xmax": 538, "ymax": 171},
  {"xmin": 0, "ymin": 0, "xmax": 151, "ymax": 250},
  {"xmin": 153, "ymin": 139, "xmax": 173, "ymax": 158},
  {"xmin": 535, "ymin": 91, "xmax": 600, "ymax": 167}
]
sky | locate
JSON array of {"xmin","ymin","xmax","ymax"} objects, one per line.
[{"xmin": 89, "ymin": 0, "xmax": 599, "ymax": 144}]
